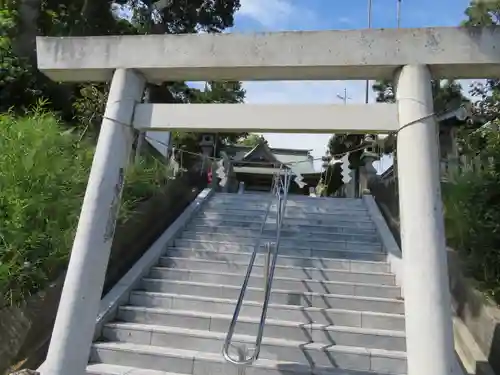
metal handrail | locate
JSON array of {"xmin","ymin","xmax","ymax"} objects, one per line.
[{"xmin": 222, "ymin": 168, "xmax": 291, "ymax": 366}]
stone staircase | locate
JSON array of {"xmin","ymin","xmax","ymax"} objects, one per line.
[{"xmin": 86, "ymin": 192, "xmax": 407, "ymax": 375}]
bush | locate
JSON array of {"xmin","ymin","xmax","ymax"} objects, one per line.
[
  {"xmin": 0, "ymin": 110, "xmax": 172, "ymax": 307},
  {"xmin": 0, "ymin": 110, "xmax": 93, "ymax": 306},
  {"xmin": 442, "ymin": 124, "xmax": 500, "ymax": 303},
  {"xmin": 120, "ymin": 156, "xmax": 174, "ymax": 222}
]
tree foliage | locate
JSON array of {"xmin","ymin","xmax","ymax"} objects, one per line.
[
  {"xmin": 0, "ymin": 0, "xmax": 250, "ymax": 306},
  {"xmin": 0, "ymin": 9, "xmax": 41, "ymax": 112},
  {"xmin": 0, "ymin": 110, "xmax": 95, "ymax": 306},
  {"xmin": 318, "ymin": 162, "xmax": 342, "ymax": 197},
  {"xmin": 3, "ymin": 0, "xmax": 246, "ymax": 148},
  {"xmin": 372, "ymin": 80, "xmax": 394, "ymax": 103},
  {"xmin": 372, "ymin": 79, "xmax": 469, "ymax": 113},
  {"xmin": 0, "ymin": 109, "xmax": 179, "ymax": 306},
  {"xmin": 463, "ymin": 0, "xmax": 500, "ymax": 26},
  {"xmin": 428, "ymin": 1, "xmax": 500, "ymax": 302},
  {"xmin": 319, "ymin": 134, "xmax": 366, "ymax": 196},
  {"xmin": 443, "ymin": 124, "xmax": 500, "ymax": 303},
  {"xmin": 114, "ymin": 0, "xmax": 246, "ymax": 150},
  {"xmin": 238, "ymin": 134, "xmax": 268, "ymax": 147},
  {"xmin": 119, "ymin": 0, "xmax": 240, "ymax": 34},
  {"xmin": 463, "ymin": 0, "xmax": 500, "ymax": 122}
]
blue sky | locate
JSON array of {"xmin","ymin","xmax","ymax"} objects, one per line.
[{"xmin": 205, "ymin": 0, "xmax": 476, "ymax": 172}]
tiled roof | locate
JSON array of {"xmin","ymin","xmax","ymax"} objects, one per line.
[{"xmin": 225, "ymin": 142, "xmax": 316, "ymax": 175}]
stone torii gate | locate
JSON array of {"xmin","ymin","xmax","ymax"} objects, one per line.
[{"xmin": 36, "ymin": 27, "xmax": 500, "ymax": 375}]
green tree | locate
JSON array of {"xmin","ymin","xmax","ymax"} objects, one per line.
[
  {"xmin": 319, "ymin": 160, "xmax": 342, "ymax": 197},
  {"xmin": 463, "ymin": 0, "xmax": 500, "ymax": 26},
  {"xmin": 440, "ymin": 0, "xmax": 500, "ymax": 304},
  {"xmin": 0, "ymin": 9, "xmax": 41, "ymax": 112},
  {"xmin": 238, "ymin": 134, "xmax": 268, "ymax": 147},
  {"xmin": 463, "ymin": 0, "xmax": 500, "ymax": 122},
  {"xmin": 167, "ymin": 81, "xmax": 248, "ymax": 154},
  {"xmin": 4, "ymin": 0, "xmax": 246, "ymax": 144},
  {"xmin": 372, "ymin": 80, "xmax": 395, "ymax": 103},
  {"xmin": 1, "ymin": 0, "xmax": 137, "ymax": 119},
  {"xmin": 126, "ymin": 0, "xmax": 246, "ymax": 151},
  {"xmin": 319, "ymin": 134, "xmax": 368, "ymax": 197},
  {"xmin": 372, "ymin": 79, "xmax": 468, "ymax": 113},
  {"xmin": 442, "ymin": 123, "xmax": 500, "ymax": 302}
]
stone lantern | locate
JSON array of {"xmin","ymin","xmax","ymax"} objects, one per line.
[
  {"xmin": 199, "ymin": 134, "xmax": 215, "ymax": 157},
  {"xmin": 359, "ymin": 134, "xmax": 380, "ymax": 194},
  {"xmin": 198, "ymin": 134, "xmax": 216, "ymax": 185}
]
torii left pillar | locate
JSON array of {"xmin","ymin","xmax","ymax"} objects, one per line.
[{"xmin": 41, "ymin": 69, "xmax": 146, "ymax": 375}]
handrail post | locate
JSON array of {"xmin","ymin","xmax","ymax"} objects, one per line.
[{"xmin": 263, "ymin": 242, "xmax": 271, "ymax": 289}]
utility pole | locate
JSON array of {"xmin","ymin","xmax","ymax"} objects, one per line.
[
  {"xmin": 397, "ymin": 0, "xmax": 402, "ymax": 28},
  {"xmin": 337, "ymin": 88, "xmax": 351, "ymax": 105},
  {"xmin": 364, "ymin": 0, "xmax": 372, "ymax": 104}
]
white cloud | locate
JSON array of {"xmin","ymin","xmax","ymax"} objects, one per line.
[
  {"xmin": 237, "ymin": 0, "xmax": 317, "ymax": 29},
  {"xmin": 337, "ymin": 17, "xmax": 353, "ymax": 25},
  {"xmin": 238, "ymin": 0, "xmax": 293, "ymax": 28}
]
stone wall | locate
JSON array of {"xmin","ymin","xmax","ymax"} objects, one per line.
[
  {"xmin": 448, "ymin": 249, "xmax": 500, "ymax": 375},
  {"xmin": 367, "ymin": 173, "xmax": 500, "ymax": 375},
  {"xmin": 0, "ymin": 275, "xmax": 64, "ymax": 374},
  {"xmin": 0, "ymin": 171, "xmax": 206, "ymax": 374}
]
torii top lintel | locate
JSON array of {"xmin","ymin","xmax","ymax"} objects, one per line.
[{"xmin": 36, "ymin": 26, "xmax": 500, "ymax": 83}]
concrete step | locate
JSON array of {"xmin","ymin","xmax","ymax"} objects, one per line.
[
  {"xmin": 212, "ymin": 194, "xmax": 366, "ymax": 207},
  {"xmin": 86, "ymin": 362, "xmax": 393, "ymax": 375},
  {"xmin": 202, "ymin": 208, "xmax": 372, "ymax": 220},
  {"xmin": 205, "ymin": 203, "xmax": 368, "ymax": 214},
  {"xmin": 103, "ymin": 320, "xmax": 406, "ymax": 354},
  {"xmin": 86, "ymin": 363, "xmax": 182, "ymax": 375},
  {"xmin": 135, "ymin": 281, "xmax": 405, "ymax": 314},
  {"xmin": 172, "ymin": 240, "xmax": 386, "ymax": 261},
  {"xmin": 114, "ymin": 309, "xmax": 406, "ymax": 351},
  {"xmin": 198, "ymin": 212, "xmax": 375, "ymax": 227},
  {"xmin": 147, "ymin": 267, "xmax": 399, "ymax": 299},
  {"xmin": 166, "ymin": 247, "xmax": 391, "ymax": 273},
  {"xmin": 189, "ymin": 220, "xmax": 377, "ymax": 234},
  {"xmin": 180, "ymin": 230, "xmax": 380, "ymax": 245},
  {"xmin": 204, "ymin": 201, "xmax": 369, "ymax": 214},
  {"xmin": 140, "ymin": 280, "xmax": 402, "ymax": 313},
  {"xmin": 90, "ymin": 341, "xmax": 406, "ymax": 374},
  {"xmin": 283, "ymin": 207, "xmax": 369, "ymax": 216},
  {"xmin": 204, "ymin": 206, "xmax": 269, "ymax": 215},
  {"xmin": 186, "ymin": 226, "xmax": 380, "ymax": 243},
  {"xmin": 126, "ymin": 294, "xmax": 406, "ymax": 330},
  {"xmin": 178, "ymin": 233, "xmax": 382, "ymax": 251},
  {"xmin": 118, "ymin": 304, "xmax": 405, "ymax": 336},
  {"xmin": 199, "ymin": 205, "xmax": 370, "ymax": 221},
  {"xmin": 156, "ymin": 257, "xmax": 396, "ymax": 285}
]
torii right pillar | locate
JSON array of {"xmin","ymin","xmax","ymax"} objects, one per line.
[{"xmin": 394, "ymin": 65, "xmax": 456, "ymax": 375}]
